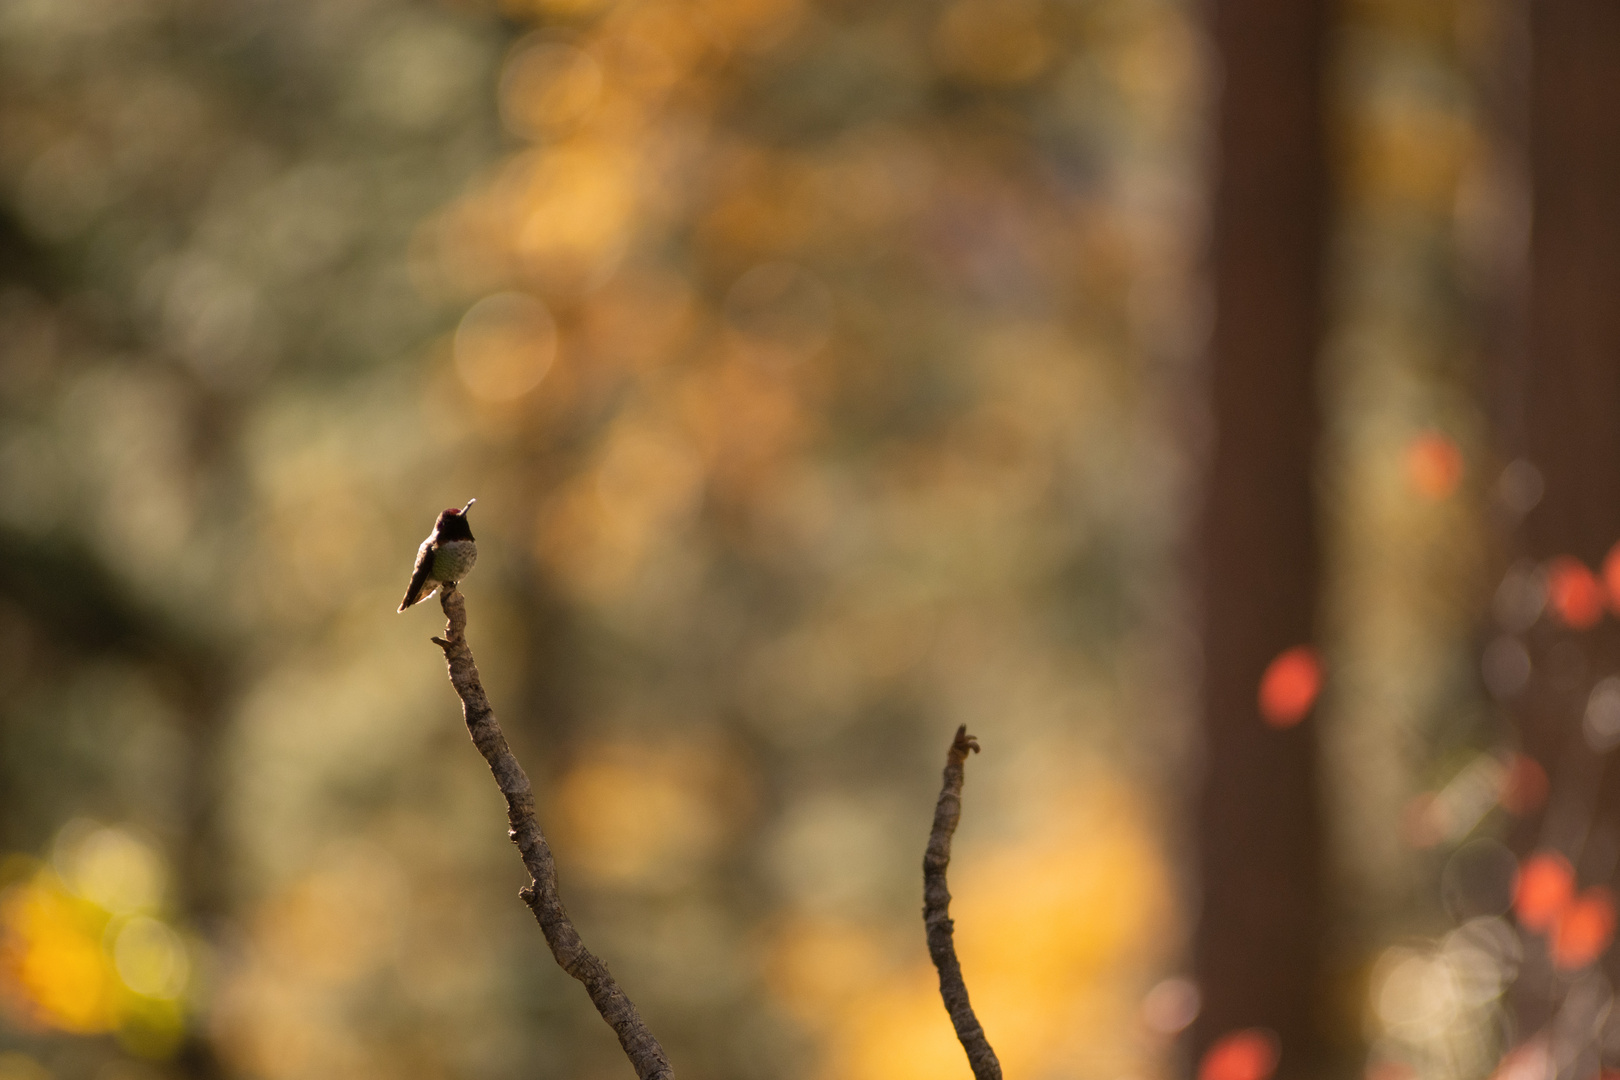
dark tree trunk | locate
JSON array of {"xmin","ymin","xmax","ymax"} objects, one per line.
[
  {"xmin": 1500, "ymin": 0, "xmax": 1620, "ymax": 1035},
  {"xmin": 1522, "ymin": 0, "xmax": 1620, "ymax": 557},
  {"xmin": 1511, "ymin": 0, "xmax": 1620, "ymax": 879},
  {"xmin": 1192, "ymin": 0, "xmax": 1333, "ymax": 1074}
]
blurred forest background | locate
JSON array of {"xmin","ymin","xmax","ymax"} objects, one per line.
[{"xmin": 0, "ymin": 0, "xmax": 1616, "ymax": 1078}]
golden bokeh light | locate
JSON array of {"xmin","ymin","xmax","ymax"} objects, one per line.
[
  {"xmin": 0, "ymin": 873, "xmax": 120, "ymax": 1034},
  {"xmin": 509, "ymin": 142, "xmax": 639, "ymax": 295},
  {"xmin": 553, "ymin": 743, "xmax": 743, "ymax": 886},
  {"xmin": 0, "ymin": 830, "xmax": 189, "ymax": 1052},
  {"xmin": 453, "ymin": 291, "xmax": 559, "ymax": 403},
  {"xmin": 501, "ymin": 0, "xmax": 615, "ymax": 19},
  {"xmin": 536, "ymin": 412, "xmax": 707, "ymax": 599},
  {"xmin": 53, "ymin": 822, "xmax": 166, "ymax": 917},
  {"xmin": 933, "ymin": 0, "xmax": 1053, "ymax": 86},
  {"xmin": 500, "ymin": 38, "xmax": 604, "ymax": 139},
  {"xmin": 112, "ymin": 917, "xmax": 190, "ymax": 1000},
  {"xmin": 766, "ymin": 780, "xmax": 1171, "ymax": 1080}
]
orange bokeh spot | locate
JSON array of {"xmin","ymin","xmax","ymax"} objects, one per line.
[
  {"xmin": 1500, "ymin": 754, "xmax": 1549, "ymax": 816},
  {"xmin": 1258, "ymin": 646, "xmax": 1322, "ymax": 729},
  {"xmin": 1546, "ymin": 557, "xmax": 1604, "ymax": 629},
  {"xmin": 1551, "ymin": 887, "xmax": 1615, "ymax": 969},
  {"xmin": 1199, "ymin": 1029, "xmax": 1279, "ymax": 1080},
  {"xmin": 1603, "ymin": 541, "xmax": 1620, "ymax": 615},
  {"xmin": 1406, "ymin": 432, "xmax": 1464, "ymax": 500},
  {"xmin": 1514, "ymin": 851, "xmax": 1574, "ymax": 932}
]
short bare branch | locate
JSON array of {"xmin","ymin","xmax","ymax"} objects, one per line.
[
  {"xmin": 924, "ymin": 725, "xmax": 1002, "ymax": 1080},
  {"xmin": 433, "ymin": 586, "xmax": 673, "ymax": 1080}
]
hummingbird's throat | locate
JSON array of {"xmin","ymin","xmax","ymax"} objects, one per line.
[{"xmin": 432, "ymin": 540, "xmax": 478, "ymax": 583}]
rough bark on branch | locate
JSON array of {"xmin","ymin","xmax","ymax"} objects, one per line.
[
  {"xmin": 923, "ymin": 725, "xmax": 1002, "ymax": 1080},
  {"xmin": 431, "ymin": 586, "xmax": 673, "ymax": 1080}
]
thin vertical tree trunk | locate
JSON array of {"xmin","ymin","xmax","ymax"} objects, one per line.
[
  {"xmin": 1503, "ymin": 0, "xmax": 1620, "ymax": 1037},
  {"xmin": 1193, "ymin": 0, "xmax": 1333, "ymax": 1074},
  {"xmin": 1522, "ymin": 0, "xmax": 1620, "ymax": 557},
  {"xmin": 1512, "ymin": 0, "xmax": 1620, "ymax": 870}
]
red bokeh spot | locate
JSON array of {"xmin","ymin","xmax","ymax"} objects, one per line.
[
  {"xmin": 1514, "ymin": 851, "xmax": 1574, "ymax": 932},
  {"xmin": 1604, "ymin": 541, "xmax": 1620, "ymax": 615},
  {"xmin": 1407, "ymin": 432, "xmax": 1464, "ymax": 500},
  {"xmin": 1547, "ymin": 557, "xmax": 1604, "ymax": 629},
  {"xmin": 1552, "ymin": 887, "xmax": 1616, "ymax": 970},
  {"xmin": 1199, "ymin": 1029, "xmax": 1280, "ymax": 1080},
  {"xmin": 1259, "ymin": 646, "xmax": 1322, "ymax": 729},
  {"xmin": 1500, "ymin": 754, "xmax": 1549, "ymax": 816}
]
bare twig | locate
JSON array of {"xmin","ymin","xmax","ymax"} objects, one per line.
[
  {"xmin": 924, "ymin": 725, "xmax": 1002, "ymax": 1080},
  {"xmin": 431, "ymin": 586, "xmax": 673, "ymax": 1080}
]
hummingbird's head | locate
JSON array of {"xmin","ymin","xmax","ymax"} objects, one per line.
[{"xmin": 437, "ymin": 499, "xmax": 476, "ymax": 540}]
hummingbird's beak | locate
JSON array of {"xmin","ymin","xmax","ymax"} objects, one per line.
[{"xmin": 461, "ymin": 498, "xmax": 477, "ymax": 514}]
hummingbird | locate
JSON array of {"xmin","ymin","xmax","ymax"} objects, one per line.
[{"xmin": 398, "ymin": 499, "xmax": 478, "ymax": 612}]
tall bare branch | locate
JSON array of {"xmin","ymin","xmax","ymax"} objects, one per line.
[
  {"xmin": 431, "ymin": 586, "xmax": 674, "ymax": 1080},
  {"xmin": 923, "ymin": 725, "xmax": 1002, "ymax": 1080}
]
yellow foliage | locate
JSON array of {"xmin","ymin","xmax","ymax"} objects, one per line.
[
  {"xmin": 535, "ymin": 411, "xmax": 706, "ymax": 600},
  {"xmin": 933, "ymin": 0, "xmax": 1053, "ymax": 85},
  {"xmin": 500, "ymin": 39, "xmax": 604, "ymax": 139},
  {"xmin": 1348, "ymin": 103, "xmax": 1473, "ymax": 211},
  {"xmin": 690, "ymin": 0, "xmax": 804, "ymax": 51},
  {"xmin": 0, "ymin": 848, "xmax": 190, "ymax": 1051},
  {"xmin": 553, "ymin": 742, "xmax": 748, "ymax": 885},
  {"xmin": 505, "ymin": 141, "xmax": 641, "ymax": 295},
  {"xmin": 453, "ymin": 292, "xmax": 559, "ymax": 403},
  {"xmin": 766, "ymin": 779, "xmax": 1172, "ymax": 1080},
  {"xmin": 0, "ymin": 875, "xmax": 119, "ymax": 1033}
]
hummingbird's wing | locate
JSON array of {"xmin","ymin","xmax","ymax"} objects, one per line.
[{"xmin": 398, "ymin": 537, "xmax": 436, "ymax": 612}]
